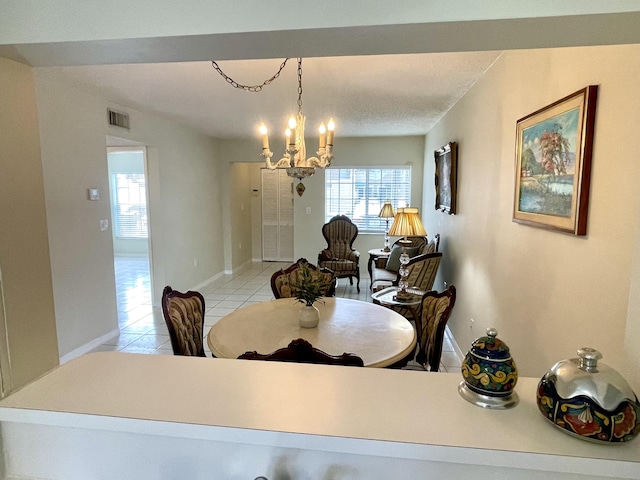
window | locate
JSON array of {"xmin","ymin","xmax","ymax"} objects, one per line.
[
  {"xmin": 113, "ymin": 173, "xmax": 148, "ymax": 239},
  {"xmin": 325, "ymin": 167, "xmax": 411, "ymax": 232}
]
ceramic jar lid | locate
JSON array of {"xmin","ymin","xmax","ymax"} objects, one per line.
[
  {"xmin": 545, "ymin": 348, "xmax": 637, "ymax": 412},
  {"xmin": 468, "ymin": 327, "xmax": 511, "ymax": 361}
]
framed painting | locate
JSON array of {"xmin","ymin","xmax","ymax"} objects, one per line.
[
  {"xmin": 435, "ymin": 141, "xmax": 458, "ymax": 215},
  {"xmin": 513, "ymin": 86, "xmax": 598, "ymax": 235}
]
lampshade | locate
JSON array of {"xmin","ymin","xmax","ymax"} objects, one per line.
[
  {"xmin": 388, "ymin": 207, "xmax": 427, "ymax": 237},
  {"xmin": 378, "ymin": 201, "xmax": 395, "ymax": 219}
]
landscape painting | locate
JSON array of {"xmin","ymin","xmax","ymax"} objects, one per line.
[{"xmin": 513, "ymin": 86, "xmax": 598, "ymax": 235}]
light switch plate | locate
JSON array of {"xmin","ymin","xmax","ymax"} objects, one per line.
[
  {"xmin": 100, "ymin": 219, "xmax": 109, "ymax": 231},
  {"xmin": 88, "ymin": 188, "xmax": 100, "ymax": 200}
]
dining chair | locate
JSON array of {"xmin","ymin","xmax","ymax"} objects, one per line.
[
  {"xmin": 270, "ymin": 258, "xmax": 337, "ymax": 299},
  {"xmin": 161, "ymin": 285, "xmax": 207, "ymax": 357},
  {"xmin": 416, "ymin": 285, "xmax": 457, "ymax": 371},
  {"xmin": 237, "ymin": 338, "xmax": 364, "ymax": 367},
  {"xmin": 317, "ymin": 215, "xmax": 361, "ymax": 292}
]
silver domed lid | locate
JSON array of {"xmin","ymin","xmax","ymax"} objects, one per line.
[{"xmin": 547, "ymin": 348, "xmax": 637, "ymax": 411}]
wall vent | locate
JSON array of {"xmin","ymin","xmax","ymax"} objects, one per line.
[{"xmin": 107, "ymin": 109, "xmax": 130, "ymax": 129}]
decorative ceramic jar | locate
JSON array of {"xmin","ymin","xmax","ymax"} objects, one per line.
[
  {"xmin": 458, "ymin": 327, "xmax": 519, "ymax": 409},
  {"xmin": 298, "ymin": 305, "xmax": 320, "ymax": 328},
  {"xmin": 536, "ymin": 347, "xmax": 640, "ymax": 443}
]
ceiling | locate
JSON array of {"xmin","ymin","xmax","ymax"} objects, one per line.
[
  {"xmin": 35, "ymin": 52, "xmax": 501, "ymax": 139},
  {"xmin": 11, "ymin": 5, "xmax": 640, "ymax": 140}
]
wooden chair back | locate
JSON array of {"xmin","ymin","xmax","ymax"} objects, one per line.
[
  {"xmin": 417, "ymin": 286, "xmax": 456, "ymax": 371},
  {"xmin": 161, "ymin": 285, "xmax": 206, "ymax": 357},
  {"xmin": 238, "ymin": 338, "xmax": 364, "ymax": 367},
  {"xmin": 270, "ymin": 258, "xmax": 336, "ymax": 299}
]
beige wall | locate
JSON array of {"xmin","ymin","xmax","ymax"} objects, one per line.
[
  {"xmin": 422, "ymin": 45, "xmax": 640, "ymax": 390},
  {"xmin": 33, "ymin": 70, "xmax": 224, "ymax": 359},
  {"xmin": 0, "ymin": 58, "xmax": 59, "ymax": 391}
]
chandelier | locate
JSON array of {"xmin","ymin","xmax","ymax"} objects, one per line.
[
  {"xmin": 258, "ymin": 58, "xmax": 335, "ymax": 196},
  {"xmin": 212, "ymin": 57, "xmax": 335, "ymax": 196}
]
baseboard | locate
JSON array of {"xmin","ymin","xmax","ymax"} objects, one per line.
[
  {"xmin": 190, "ymin": 259, "xmax": 256, "ymax": 291},
  {"xmin": 59, "ymin": 327, "xmax": 120, "ymax": 365},
  {"xmin": 190, "ymin": 271, "xmax": 225, "ymax": 292},
  {"xmin": 446, "ymin": 325, "xmax": 465, "ymax": 363}
]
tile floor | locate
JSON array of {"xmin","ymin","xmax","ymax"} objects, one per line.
[{"xmin": 92, "ymin": 256, "xmax": 462, "ymax": 372}]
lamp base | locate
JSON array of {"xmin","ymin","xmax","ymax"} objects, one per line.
[
  {"xmin": 383, "ymin": 246, "xmax": 391, "ymax": 252},
  {"xmin": 393, "ymin": 290, "xmax": 413, "ymax": 301}
]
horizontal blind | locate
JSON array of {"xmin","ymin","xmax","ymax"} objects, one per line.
[
  {"xmin": 325, "ymin": 167, "xmax": 411, "ymax": 232},
  {"xmin": 114, "ymin": 173, "xmax": 148, "ymax": 239}
]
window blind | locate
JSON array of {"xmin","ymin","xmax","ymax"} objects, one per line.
[
  {"xmin": 113, "ymin": 173, "xmax": 148, "ymax": 239},
  {"xmin": 325, "ymin": 167, "xmax": 411, "ymax": 232}
]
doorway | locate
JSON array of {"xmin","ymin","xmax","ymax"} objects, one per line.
[{"xmin": 107, "ymin": 147, "xmax": 153, "ymax": 326}]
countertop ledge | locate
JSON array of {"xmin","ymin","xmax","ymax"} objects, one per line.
[{"xmin": 0, "ymin": 352, "xmax": 639, "ymax": 479}]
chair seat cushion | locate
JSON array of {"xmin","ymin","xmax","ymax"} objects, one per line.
[
  {"xmin": 320, "ymin": 259, "xmax": 357, "ymax": 274},
  {"xmin": 373, "ymin": 268, "xmax": 397, "ymax": 285},
  {"xmin": 385, "ymin": 245, "xmax": 419, "ymax": 272}
]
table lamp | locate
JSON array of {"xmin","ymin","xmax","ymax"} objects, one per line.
[
  {"xmin": 387, "ymin": 207, "xmax": 427, "ymax": 300},
  {"xmin": 378, "ymin": 201, "xmax": 396, "ymax": 252}
]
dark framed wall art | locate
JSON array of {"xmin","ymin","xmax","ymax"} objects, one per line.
[
  {"xmin": 435, "ymin": 141, "xmax": 458, "ymax": 215},
  {"xmin": 513, "ymin": 85, "xmax": 598, "ymax": 235}
]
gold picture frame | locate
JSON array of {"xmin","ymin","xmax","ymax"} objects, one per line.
[
  {"xmin": 435, "ymin": 141, "xmax": 458, "ymax": 215},
  {"xmin": 513, "ymin": 86, "xmax": 598, "ymax": 235}
]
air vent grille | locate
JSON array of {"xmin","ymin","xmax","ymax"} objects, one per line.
[{"xmin": 107, "ymin": 109, "xmax": 130, "ymax": 129}]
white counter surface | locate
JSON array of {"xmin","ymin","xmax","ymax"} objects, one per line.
[{"xmin": 0, "ymin": 352, "xmax": 638, "ymax": 479}]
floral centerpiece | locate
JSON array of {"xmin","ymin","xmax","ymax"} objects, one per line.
[
  {"xmin": 290, "ymin": 262, "xmax": 328, "ymax": 328},
  {"xmin": 291, "ymin": 263, "xmax": 326, "ymax": 306}
]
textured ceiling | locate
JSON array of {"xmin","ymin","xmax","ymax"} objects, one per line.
[{"xmin": 35, "ymin": 52, "xmax": 501, "ymax": 139}]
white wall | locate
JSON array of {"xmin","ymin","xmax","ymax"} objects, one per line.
[
  {"xmin": 0, "ymin": 58, "xmax": 59, "ymax": 391},
  {"xmin": 34, "ymin": 71, "xmax": 225, "ymax": 359},
  {"xmin": 422, "ymin": 45, "xmax": 640, "ymax": 390}
]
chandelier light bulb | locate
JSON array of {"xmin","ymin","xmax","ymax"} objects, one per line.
[
  {"xmin": 259, "ymin": 123, "xmax": 269, "ymax": 150},
  {"xmin": 318, "ymin": 123, "xmax": 326, "ymax": 149},
  {"xmin": 327, "ymin": 118, "xmax": 335, "ymax": 145},
  {"xmin": 288, "ymin": 116, "xmax": 297, "ymax": 129}
]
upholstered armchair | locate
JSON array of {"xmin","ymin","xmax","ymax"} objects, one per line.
[
  {"xmin": 318, "ymin": 215, "xmax": 361, "ymax": 292},
  {"xmin": 370, "ymin": 234, "xmax": 439, "ymax": 291},
  {"xmin": 373, "ymin": 252, "xmax": 443, "ymax": 323}
]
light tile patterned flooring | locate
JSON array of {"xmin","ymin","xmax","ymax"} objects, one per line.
[{"xmin": 92, "ymin": 257, "xmax": 462, "ymax": 372}]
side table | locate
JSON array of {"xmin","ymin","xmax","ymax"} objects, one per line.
[
  {"xmin": 367, "ymin": 248, "xmax": 391, "ymax": 289},
  {"xmin": 371, "ymin": 286, "xmax": 424, "ymax": 333}
]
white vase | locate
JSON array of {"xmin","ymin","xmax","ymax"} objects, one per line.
[{"xmin": 299, "ymin": 304, "xmax": 320, "ymax": 328}]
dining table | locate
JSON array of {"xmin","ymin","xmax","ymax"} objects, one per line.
[{"xmin": 207, "ymin": 297, "xmax": 416, "ymax": 367}]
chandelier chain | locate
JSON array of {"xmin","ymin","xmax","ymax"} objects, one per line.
[
  {"xmin": 211, "ymin": 58, "xmax": 290, "ymax": 92},
  {"xmin": 297, "ymin": 58, "xmax": 303, "ymax": 114}
]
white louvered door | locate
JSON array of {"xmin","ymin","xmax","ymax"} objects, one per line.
[{"xmin": 261, "ymin": 169, "xmax": 294, "ymax": 261}]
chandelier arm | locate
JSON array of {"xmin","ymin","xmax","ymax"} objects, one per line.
[
  {"xmin": 264, "ymin": 156, "xmax": 294, "ymax": 170},
  {"xmin": 307, "ymin": 155, "xmax": 333, "ymax": 168},
  {"xmin": 211, "ymin": 59, "xmax": 290, "ymax": 92}
]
